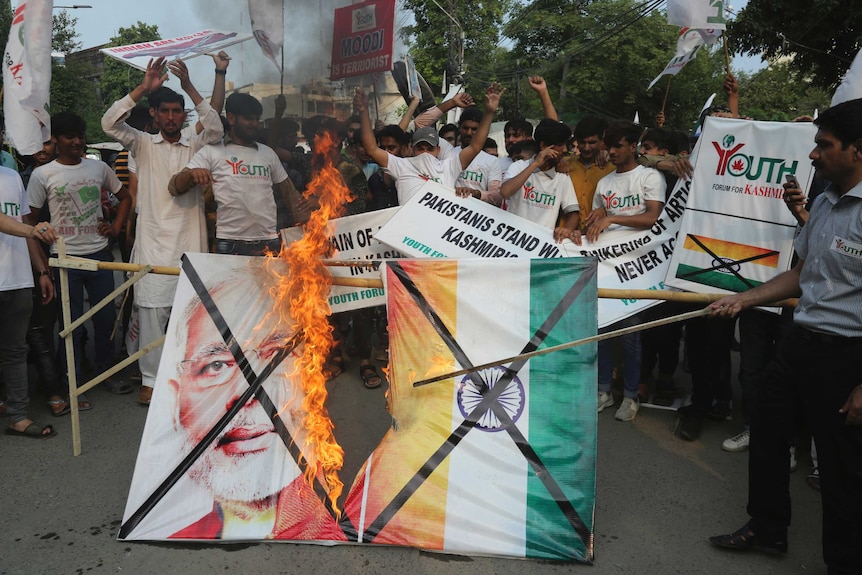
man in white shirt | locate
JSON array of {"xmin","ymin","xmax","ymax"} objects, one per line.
[
  {"xmin": 501, "ymin": 119, "xmax": 580, "ymax": 241},
  {"xmin": 586, "ymin": 121, "xmax": 666, "ymax": 423},
  {"xmin": 355, "ymin": 83, "xmax": 505, "ymax": 205},
  {"xmin": 169, "ymin": 93, "xmax": 305, "ymax": 256},
  {"xmin": 101, "ymin": 57, "xmax": 225, "ymax": 405}
]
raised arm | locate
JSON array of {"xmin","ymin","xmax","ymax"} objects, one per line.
[
  {"xmin": 723, "ymin": 72, "xmax": 739, "ymax": 118},
  {"xmin": 194, "ymin": 51, "xmax": 230, "ymax": 134},
  {"xmin": 528, "ymin": 76, "xmax": 558, "ymax": 121},
  {"xmin": 413, "ymin": 91, "xmax": 475, "ymax": 129},
  {"xmin": 398, "ymin": 96, "xmax": 422, "ymax": 131},
  {"xmin": 459, "ymin": 83, "xmax": 505, "ymax": 170},
  {"xmin": 354, "ymin": 87, "xmax": 389, "ymax": 168},
  {"xmin": 102, "ymin": 58, "xmax": 168, "ymax": 146}
]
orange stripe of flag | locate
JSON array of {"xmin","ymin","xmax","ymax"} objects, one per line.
[{"xmin": 683, "ymin": 235, "xmax": 779, "ymax": 268}]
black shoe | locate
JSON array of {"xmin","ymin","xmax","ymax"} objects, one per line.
[
  {"xmin": 707, "ymin": 401, "xmax": 732, "ymax": 421},
  {"xmin": 709, "ymin": 522, "xmax": 787, "ymax": 555},
  {"xmin": 675, "ymin": 406, "xmax": 704, "ymax": 441}
]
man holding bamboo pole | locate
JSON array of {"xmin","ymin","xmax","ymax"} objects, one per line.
[{"xmin": 708, "ymin": 98, "xmax": 862, "ymax": 575}]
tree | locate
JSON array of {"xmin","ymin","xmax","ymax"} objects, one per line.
[
  {"xmin": 49, "ymin": 11, "xmax": 105, "ymax": 142},
  {"xmin": 99, "ymin": 22, "xmax": 161, "ymax": 107},
  {"xmin": 729, "ymin": 0, "xmax": 862, "ymax": 91},
  {"xmin": 400, "ymin": 0, "xmax": 512, "ymax": 96},
  {"xmin": 504, "ymin": 0, "xmax": 727, "ymax": 129},
  {"xmin": 736, "ymin": 62, "xmax": 831, "ymax": 122}
]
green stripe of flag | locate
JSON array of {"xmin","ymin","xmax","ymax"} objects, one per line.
[{"xmin": 676, "ymin": 263, "xmax": 764, "ymax": 292}]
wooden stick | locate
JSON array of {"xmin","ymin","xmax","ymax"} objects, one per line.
[
  {"xmin": 58, "ymin": 238, "xmax": 83, "ymax": 456},
  {"xmin": 59, "ymin": 266, "xmax": 152, "ymax": 338},
  {"xmin": 722, "ymin": 33, "xmax": 731, "ymax": 75},
  {"xmin": 110, "ymin": 288, "xmax": 131, "ymax": 342},
  {"xmin": 661, "ymin": 75, "xmax": 672, "ymax": 115},
  {"xmin": 50, "ymin": 257, "xmax": 180, "ymax": 276},
  {"xmin": 76, "ymin": 336, "xmax": 166, "ymax": 397}
]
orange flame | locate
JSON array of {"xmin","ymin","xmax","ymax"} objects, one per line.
[{"xmin": 268, "ymin": 131, "xmax": 351, "ymax": 515}]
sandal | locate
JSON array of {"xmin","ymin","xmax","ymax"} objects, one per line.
[
  {"xmin": 48, "ymin": 399, "xmax": 71, "ymax": 417},
  {"xmin": 323, "ymin": 358, "xmax": 344, "ymax": 382},
  {"xmin": 5, "ymin": 421, "xmax": 57, "ymax": 439},
  {"xmin": 360, "ymin": 364, "xmax": 382, "ymax": 389}
]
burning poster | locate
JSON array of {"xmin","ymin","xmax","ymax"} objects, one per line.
[
  {"xmin": 665, "ymin": 117, "xmax": 816, "ymax": 296},
  {"xmin": 120, "ymin": 254, "xmax": 597, "ymax": 562}
]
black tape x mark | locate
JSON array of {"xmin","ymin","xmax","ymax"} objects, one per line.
[{"xmin": 678, "ymin": 234, "xmax": 779, "ymax": 289}]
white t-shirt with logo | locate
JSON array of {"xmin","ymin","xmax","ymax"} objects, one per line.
[
  {"xmin": 438, "ymin": 142, "xmax": 502, "ymax": 191},
  {"xmin": 384, "ymin": 152, "xmax": 463, "ymax": 205},
  {"xmin": 27, "ymin": 159, "xmax": 122, "ymax": 256},
  {"xmin": 503, "ymin": 159, "xmax": 579, "ymax": 230},
  {"xmin": 187, "ymin": 141, "xmax": 288, "ymax": 241},
  {"xmin": 0, "ymin": 167, "xmax": 35, "ymax": 291},
  {"xmin": 592, "ymin": 165, "xmax": 665, "ymax": 230}
]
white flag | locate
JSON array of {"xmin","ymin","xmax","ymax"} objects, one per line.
[
  {"xmin": 667, "ymin": 0, "xmax": 727, "ymax": 30},
  {"xmin": 832, "ymin": 48, "xmax": 862, "ymax": 106},
  {"xmin": 647, "ymin": 28, "xmax": 722, "ymax": 90},
  {"xmin": 2, "ymin": 0, "xmax": 52, "ymax": 155},
  {"xmin": 248, "ymin": 0, "xmax": 284, "ymax": 71}
]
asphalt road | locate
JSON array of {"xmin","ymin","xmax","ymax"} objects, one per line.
[{"xmin": 1, "ymin": 350, "xmax": 825, "ymax": 575}]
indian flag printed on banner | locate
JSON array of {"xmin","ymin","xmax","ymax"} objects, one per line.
[
  {"xmin": 342, "ymin": 258, "xmax": 598, "ymax": 561},
  {"xmin": 675, "ymin": 234, "xmax": 779, "ymax": 292}
]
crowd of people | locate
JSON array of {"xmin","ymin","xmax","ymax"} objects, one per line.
[{"xmin": 0, "ymin": 50, "xmax": 860, "ymax": 573}]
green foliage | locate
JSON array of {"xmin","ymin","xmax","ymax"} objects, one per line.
[
  {"xmin": 52, "ymin": 11, "xmax": 81, "ymax": 53},
  {"xmin": 736, "ymin": 62, "xmax": 831, "ymax": 121},
  {"xmin": 400, "ymin": 0, "xmax": 512, "ymax": 95},
  {"xmin": 99, "ymin": 22, "xmax": 161, "ymax": 106},
  {"xmin": 504, "ymin": 0, "xmax": 726, "ymax": 130},
  {"xmin": 729, "ymin": 0, "xmax": 862, "ymax": 91}
]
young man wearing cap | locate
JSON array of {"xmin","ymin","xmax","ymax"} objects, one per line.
[
  {"xmin": 354, "ymin": 84, "xmax": 504, "ymax": 205},
  {"xmin": 169, "ymin": 93, "xmax": 306, "ymax": 256}
]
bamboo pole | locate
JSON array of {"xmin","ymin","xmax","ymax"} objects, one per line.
[
  {"xmin": 57, "ymin": 238, "xmax": 83, "ymax": 456},
  {"xmin": 722, "ymin": 33, "xmax": 731, "ymax": 74},
  {"xmin": 58, "ymin": 266, "xmax": 152, "ymax": 339},
  {"xmin": 76, "ymin": 336, "xmax": 166, "ymax": 397},
  {"xmin": 661, "ymin": 75, "xmax": 672, "ymax": 115},
  {"xmin": 50, "ymin": 257, "xmax": 180, "ymax": 276}
]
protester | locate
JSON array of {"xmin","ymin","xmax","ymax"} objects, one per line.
[
  {"xmin": 1, "ymin": 166, "xmax": 58, "ymax": 438},
  {"xmin": 586, "ymin": 121, "xmax": 666, "ymax": 422},
  {"xmin": 169, "ymin": 93, "xmax": 305, "ymax": 256},
  {"xmin": 569, "ymin": 116, "xmax": 614, "ymax": 230},
  {"xmin": 101, "ymin": 56, "xmax": 226, "ymax": 405},
  {"xmin": 26, "ymin": 112, "xmax": 132, "ymax": 397},
  {"xmin": 708, "ymin": 98, "xmax": 862, "ymax": 575},
  {"xmin": 500, "ymin": 119, "xmax": 580, "ymax": 240}
]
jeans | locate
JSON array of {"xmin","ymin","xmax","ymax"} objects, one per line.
[
  {"xmin": 598, "ymin": 333, "xmax": 641, "ymax": 399},
  {"xmin": 55, "ymin": 250, "xmax": 116, "ymax": 383},
  {"xmin": 0, "ymin": 288, "xmax": 34, "ymax": 423},
  {"xmin": 27, "ymin": 287, "xmax": 63, "ymax": 398},
  {"xmin": 214, "ymin": 238, "xmax": 282, "ymax": 256}
]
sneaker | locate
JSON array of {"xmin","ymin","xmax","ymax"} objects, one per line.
[
  {"xmin": 615, "ymin": 397, "xmax": 639, "ymax": 422},
  {"xmin": 722, "ymin": 430, "xmax": 750, "ymax": 452},
  {"xmin": 597, "ymin": 391, "xmax": 615, "ymax": 413},
  {"xmin": 789, "ymin": 445, "xmax": 798, "ymax": 472}
]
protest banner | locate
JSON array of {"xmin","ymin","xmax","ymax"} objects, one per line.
[
  {"xmin": 281, "ymin": 208, "xmax": 403, "ymax": 313},
  {"xmin": 374, "ymin": 180, "xmax": 691, "ymax": 328},
  {"xmin": 120, "ymin": 253, "xmax": 597, "ymax": 562},
  {"xmin": 665, "ymin": 117, "xmax": 817, "ymax": 296},
  {"xmin": 100, "ymin": 30, "xmax": 253, "ymax": 71},
  {"xmin": 330, "ymin": 0, "xmax": 396, "ymax": 80},
  {"xmin": 2, "ymin": 0, "xmax": 52, "ymax": 155}
]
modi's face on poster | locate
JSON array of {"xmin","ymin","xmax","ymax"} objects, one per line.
[{"xmin": 168, "ymin": 279, "xmax": 303, "ymax": 506}]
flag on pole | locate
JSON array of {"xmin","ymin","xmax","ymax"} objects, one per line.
[
  {"xmin": 832, "ymin": 48, "xmax": 862, "ymax": 106},
  {"xmin": 248, "ymin": 0, "xmax": 284, "ymax": 70},
  {"xmin": 667, "ymin": 0, "xmax": 727, "ymax": 30},
  {"xmin": 648, "ymin": 28, "xmax": 722, "ymax": 90},
  {"xmin": 2, "ymin": 0, "xmax": 52, "ymax": 155}
]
